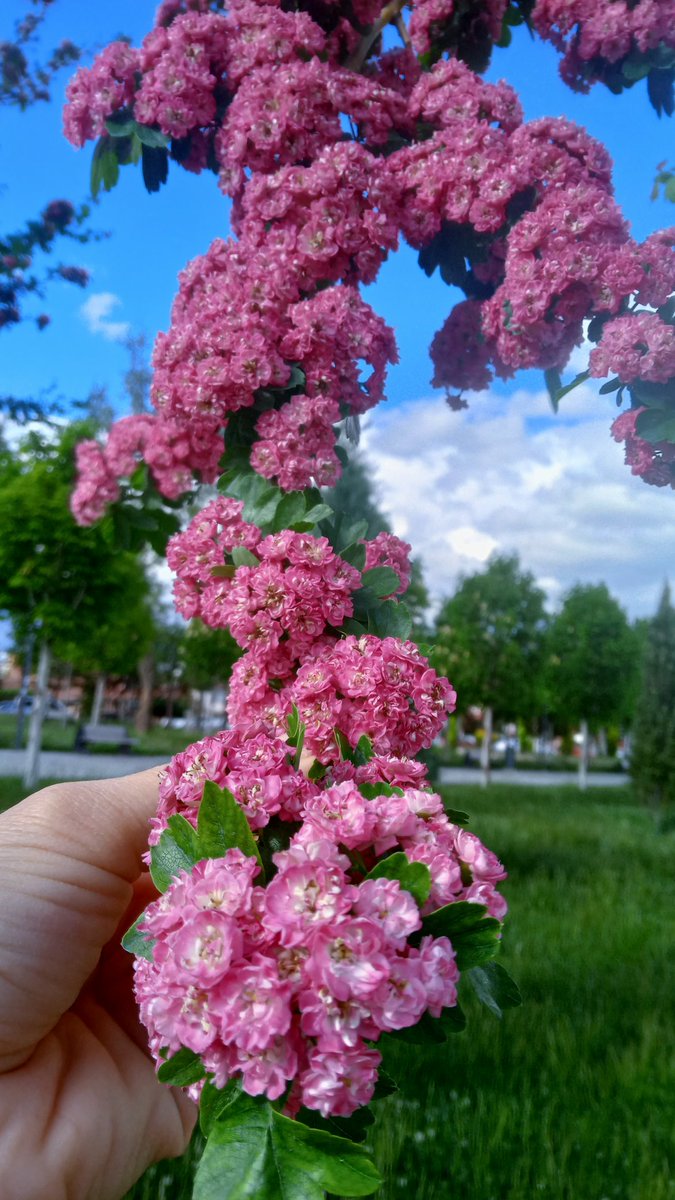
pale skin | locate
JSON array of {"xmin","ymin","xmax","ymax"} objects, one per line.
[{"xmin": 0, "ymin": 769, "xmax": 197, "ymax": 1200}]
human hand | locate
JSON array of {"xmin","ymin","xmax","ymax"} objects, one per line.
[{"xmin": 0, "ymin": 770, "xmax": 197, "ymax": 1200}]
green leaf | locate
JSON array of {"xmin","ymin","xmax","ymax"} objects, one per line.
[
  {"xmin": 226, "ymin": 471, "xmax": 284, "ymax": 528},
  {"xmin": 635, "ymin": 407, "xmax": 675, "ymax": 444},
  {"xmin": 353, "ymin": 734, "xmax": 374, "ymax": 765},
  {"xmin": 418, "ymin": 901, "xmax": 501, "ymax": 970},
  {"xmin": 167, "ymin": 813, "xmax": 202, "ymax": 861},
  {"xmin": 231, "ymin": 546, "xmax": 260, "ymax": 567},
  {"xmin": 468, "ymin": 962, "xmax": 522, "ymax": 1018},
  {"xmin": 544, "ymin": 368, "xmax": 590, "ymax": 412},
  {"xmin": 141, "ymin": 143, "xmax": 169, "ymax": 193},
  {"xmin": 90, "ymin": 135, "xmax": 120, "ymax": 198},
  {"xmin": 135, "ymin": 123, "xmax": 170, "ymax": 148},
  {"xmin": 341, "ymin": 617, "xmax": 368, "ymax": 636},
  {"xmin": 200, "ymin": 1078, "xmax": 243, "ymax": 1138},
  {"xmin": 598, "ymin": 377, "xmax": 622, "ymax": 395},
  {"xmin": 384, "ymin": 1004, "xmax": 466, "ymax": 1046},
  {"xmin": 360, "ymin": 567, "xmax": 401, "ymax": 598},
  {"xmin": 121, "ymin": 911, "xmax": 156, "ymax": 961},
  {"xmin": 271, "ymin": 492, "xmax": 307, "ymax": 532},
  {"xmin": 296, "ymin": 1105, "xmax": 375, "ymax": 1144},
  {"xmin": 365, "ymin": 852, "xmax": 432, "ymax": 907},
  {"xmin": 197, "ymin": 780, "xmax": 264, "ymax": 877},
  {"xmin": 340, "ymin": 542, "xmax": 367, "ymax": 571},
  {"xmin": 194, "ymin": 1094, "xmax": 381, "ymax": 1200},
  {"xmin": 367, "ymin": 599, "xmax": 412, "ymax": 641},
  {"xmin": 105, "ymin": 113, "xmax": 137, "ymax": 138},
  {"xmin": 444, "ymin": 807, "xmax": 471, "ymax": 826},
  {"xmin": 157, "ymin": 1047, "xmax": 207, "ymax": 1087},
  {"xmin": 300, "ymin": 502, "xmax": 333, "ymax": 527},
  {"xmin": 150, "ymin": 825, "xmax": 202, "ymax": 894},
  {"xmin": 286, "ymin": 703, "xmax": 303, "ymax": 745},
  {"xmin": 358, "ymin": 782, "xmax": 403, "ymax": 800}
]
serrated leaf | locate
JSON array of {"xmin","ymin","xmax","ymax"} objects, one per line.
[
  {"xmin": 300, "ymin": 502, "xmax": 333, "ymax": 526},
  {"xmin": 231, "ymin": 546, "xmax": 260, "ymax": 567},
  {"xmin": 105, "ymin": 113, "xmax": 137, "ymax": 138},
  {"xmin": 358, "ymin": 782, "xmax": 403, "ymax": 800},
  {"xmin": 296, "ymin": 1105, "xmax": 375, "ymax": 1144},
  {"xmin": 272, "ymin": 492, "xmax": 307, "ymax": 531},
  {"xmin": 157, "ymin": 1047, "xmax": 207, "ymax": 1087},
  {"xmin": 372, "ymin": 1068, "xmax": 398, "ymax": 1100},
  {"xmin": 635, "ymin": 407, "xmax": 675, "ymax": 444},
  {"xmin": 365, "ymin": 852, "xmax": 431, "ymax": 907},
  {"xmin": 418, "ymin": 901, "xmax": 501, "ymax": 970},
  {"xmin": 135, "ymin": 123, "xmax": 170, "ymax": 148},
  {"xmin": 226, "ymin": 471, "xmax": 284, "ymax": 528},
  {"xmin": 341, "ymin": 617, "xmax": 368, "ymax": 636},
  {"xmin": 444, "ymin": 807, "xmax": 471, "ymax": 826},
  {"xmin": 150, "ymin": 825, "xmax": 202, "ymax": 894},
  {"xmin": 121, "ymin": 911, "xmax": 156, "ymax": 961},
  {"xmin": 194, "ymin": 1094, "xmax": 381, "ymax": 1200},
  {"xmin": 167, "ymin": 813, "xmax": 202, "ymax": 861},
  {"xmin": 199, "ymin": 1078, "xmax": 243, "ymax": 1138},
  {"xmin": 468, "ymin": 962, "xmax": 522, "ymax": 1018},
  {"xmin": 340, "ymin": 542, "xmax": 367, "ymax": 571},
  {"xmin": 141, "ymin": 143, "xmax": 169, "ymax": 193},
  {"xmin": 360, "ymin": 566, "xmax": 401, "ymax": 598},
  {"xmin": 367, "ymin": 599, "xmax": 412, "ymax": 641},
  {"xmin": 197, "ymin": 781, "xmax": 264, "ymax": 876},
  {"xmin": 598, "ymin": 376, "xmax": 622, "ymax": 395},
  {"xmin": 90, "ymin": 135, "xmax": 120, "ymax": 199},
  {"xmin": 353, "ymin": 734, "xmax": 374, "ymax": 765}
]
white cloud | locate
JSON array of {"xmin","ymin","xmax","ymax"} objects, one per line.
[
  {"xmin": 361, "ymin": 386, "xmax": 674, "ymax": 620},
  {"xmin": 79, "ymin": 292, "xmax": 130, "ymax": 342}
]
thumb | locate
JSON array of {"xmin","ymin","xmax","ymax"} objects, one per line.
[{"xmin": 0, "ymin": 768, "xmax": 164, "ymax": 1068}]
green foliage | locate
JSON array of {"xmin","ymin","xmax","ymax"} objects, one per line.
[
  {"xmin": 157, "ymin": 1048, "xmax": 207, "ymax": 1087},
  {"xmin": 630, "ymin": 583, "xmax": 675, "ymax": 825},
  {"xmin": 180, "ymin": 621, "xmax": 242, "ymax": 693},
  {"xmin": 468, "ymin": 961, "xmax": 522, "ymax": 1018},
  {"xmin": 121, "ymin": 914, "xmax": 156, "ymax": 962},
  {"xmin": 0, "ymin": 423, "xmax": 154, "ymax": 670},
  {"xmin": 417, "ymin": 901, "xmax": 502, "ymax": 970},
  {"xmin": 546, "ymin": 583, "xmax": 638, "ymax": 729},
  {"xmin": 193, "ymin": 1092, "xmax": 381, "ymax": 1200},
  {"xmin": 433, "ymin": 553, "xmax": 547, "ymax": 721},
  {"xmin": 364, "ymin": 852, "xmax": 432, "ymax": 907}
]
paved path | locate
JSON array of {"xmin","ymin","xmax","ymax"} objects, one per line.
[
  {"xmin": 0, "ymin": 750, "xmax": 167, "ymax": 781},
  {"xmin": 0, "ymin": 749, "xmax": 629, "ymax": 787},
  {"xmin": 438, "ymin": 767, "xmax": 628, "ymax": 787}
]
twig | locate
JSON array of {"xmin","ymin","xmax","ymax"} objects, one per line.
[{"xmin": 345, "ymin": 0, "xmax": 408, "ymax": 72}]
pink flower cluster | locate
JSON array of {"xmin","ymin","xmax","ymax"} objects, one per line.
[
  {"xmin": 611, "ymin": 406, "xmax": 675, "ymax": 489},
  {"xmin": 590, "ymin": 312, "xmax": 675, "ymax": 385},
  {"xmin": 363, "ymin": 531, "xmax": 413, "ymax": 595},
  {"xmin": 167, "ymin": 499, "xmax": 360, "ymax": 650},
  {"xmin": 135, "ymin": 737, "xmax": 506, "ymax": 1115},
  {"xmin": 70, "ymin": 414, "xmax": 223, "ymax": 525},
  {"xmin": 64, "ymin": 3, "xmax": 675, "ymax": 495},
  {"xmin": 532, "ymin": 0, "xmax": 675, "ymax": 93}
]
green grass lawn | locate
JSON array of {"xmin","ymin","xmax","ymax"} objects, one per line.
[
  {"xmin": 0, "ymin": 714, "xmax": 205, "ymax": 758},
  {"xmin": 1, "ymin": 777, "xmax": 671, "ymax": 1199},
  {"xmin": 126, "ymin": 784, "xmax": 675, "ymax": 1200}
]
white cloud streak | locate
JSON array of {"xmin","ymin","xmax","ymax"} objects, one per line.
[
  {"xmin": 361, "ymin": 384, "xmax": 673, "ymax": 619},
  {"xmin": 79, "ymin": 292, "xmax": 130, "ymax": 342}
]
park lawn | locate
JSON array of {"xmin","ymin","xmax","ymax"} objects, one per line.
[
  {"xmin": 125, "ymin": 783, "xmax": 675, "ymax": 1200},
  {"xmin": 0, "ymin": 714, "xmax": 205, "ymax": 757}
]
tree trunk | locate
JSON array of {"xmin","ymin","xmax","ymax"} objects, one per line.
[
  {"xmin": 480, "ymin": 705, "xmax": 493, "ymax": 788},
  {"xmin": 58, "ymin": 662, "xmax": 73, "ymax": 725},
  {"xmin": 23, "ymin": 641, "xmax": 51, "ymax": 790},
  {"xmin": 15, "ymin": 625, "xmax": 36, "ymax": 749},
  {"xmin": 91, "ymin": 674, "xmax": 106, "ymax": 725},
  {"xmin": 579, "ymin": 718, "xmax": 589, "ymax": 791},
  {"xmin": 135, "ymin": 653, "xmax": 154, "ymax": 735},
  {"xmin": 597, "ymin": 727, "xmax": 608, "ymax": 757}
]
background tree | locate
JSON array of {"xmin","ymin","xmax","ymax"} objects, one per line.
[
  {"xmin": 181, "ymin": 622, "xmax": 242, "ymax": 726},
  {"xmin": 433, "ymin": 554, "xmax": 548, "ymax": 780},
  {"xmin": 0, "ymin": 421, "xmax": 153, "ymax": 782},
  {"xmin": 630, "ymin": 584, "xmax": 675, "ymax": 828},
  {"xmin": 325, "ymin": 452, "xmax": 431, "ymax": 641},
  {"xmin": 546, "ymin": 583, "xmax": 638, "ymax": 788}
]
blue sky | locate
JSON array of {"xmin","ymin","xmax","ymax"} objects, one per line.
[{"xmin": 2, "ymin": 1, "xmax": 674, "ymax": 616}]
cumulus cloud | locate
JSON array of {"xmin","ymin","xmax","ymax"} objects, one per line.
[
  {"xmin": 79, "ymin": 292, "xmax": 130, "ymax": 341},
  {"xmin": 361, "ymin": 385, "xmax": 672, "ymax": 619}
]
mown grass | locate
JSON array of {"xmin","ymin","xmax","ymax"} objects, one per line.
[
  {"xmin": 0, "ymin": 714, "xmax": 203, "ymax": 757},
  {"xmin": 125, "ymin": 784, "xmax": 674, "ymax": 1200}
]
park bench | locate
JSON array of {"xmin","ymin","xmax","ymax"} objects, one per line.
[{"xmin": 75, "ymin": 723, "xmax": 139, "ymax": 753}]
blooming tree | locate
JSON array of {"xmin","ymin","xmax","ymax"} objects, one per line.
[{"xmin": 62, "ymin": 1, "xmax": 675, "ymax": 1195}]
